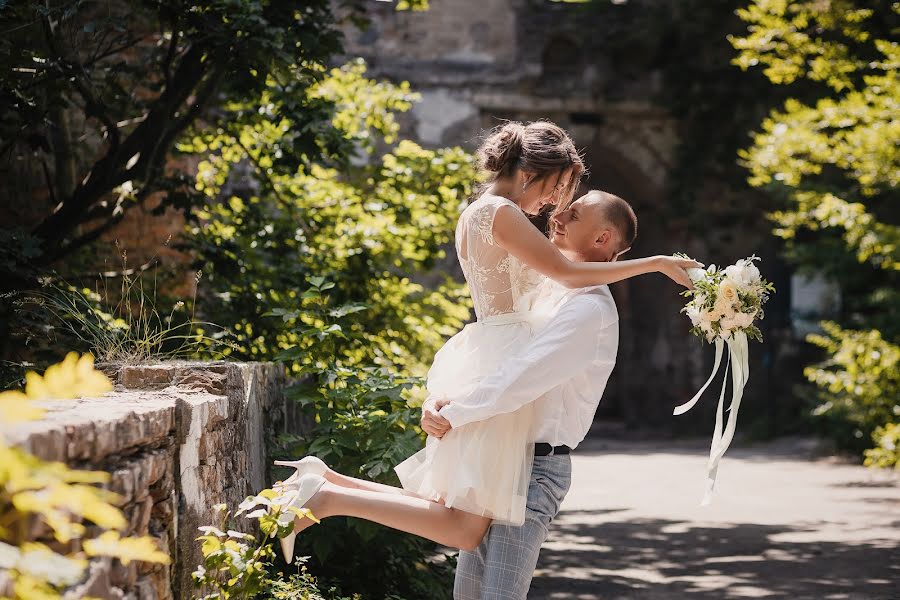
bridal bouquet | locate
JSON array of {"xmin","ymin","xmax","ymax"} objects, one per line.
[{"xmin": 673, "ymin": 255, "xmax": 775, "ymax": 505}]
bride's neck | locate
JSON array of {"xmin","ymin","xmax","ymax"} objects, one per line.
[{"xmin": 486, "ymin": 178, "xmax": 522, "ymax": 206}]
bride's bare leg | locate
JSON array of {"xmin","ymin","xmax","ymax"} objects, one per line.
[
  {"xmin": 296, "ymin": 481, "xmax": 491, "ymax": 551},
  {"xmin": 324, "ymin": 469, "xmax": 434, "ymax": 501}
]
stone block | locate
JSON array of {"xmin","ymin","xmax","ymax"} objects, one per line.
[
  {"xmin": 66, "ymin": 421, "xmax": 96, "ymax": 461},
  {"xmin": 151, "ymin": 496, "xmax": 174, "ymax": 524},
  {"xmin": 26, "ymin": 424, "xmax": 67, "ymax": 462},
  {"xmin": 120, "ymin": 365, "xmax": 174, "ymax": 390},
  {"xmin": 147, "ymin": 569, "xmax": 171, "ymax": 600},
  {"xmin": 127, "ymin": 497, "xmax": 154, "ymax": 535},
  {"xmin": 134, "ymin": 578, "xmax": 158, "ymax": 600},
  {"xmin": 171, "ymin": 369, "xmax": 226, "ymax": 395},
  {"xmin": 110, "ymin": 467, "xmax": 136, "ymax": 506},
  {"xmin": 149, "ymin": 472, "xmax": 174, "ymax": 503},
  {"xmin": 144, "ymin": 449, "xmax": 171, "ymax": 486},
  {"xmin": 2, "ymin": 361, "xmax": 286, "ymax": 600},
  {"xmin": 110, "ymin": 559, "xmax": 138, "ymax": 589}
]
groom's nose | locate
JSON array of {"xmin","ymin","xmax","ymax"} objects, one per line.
[{"xmin": 550, "ymin": 216, "xmax": 564, "ymax": 232}]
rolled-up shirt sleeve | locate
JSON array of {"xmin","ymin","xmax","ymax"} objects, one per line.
[{"xmin": 438, "ymin": 294, "xmax": 616, "ymax": 429}]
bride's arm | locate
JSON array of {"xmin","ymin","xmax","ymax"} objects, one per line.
[{"xmin": 492, "ymin": 204, "xmax": 700, "ymax": 288}]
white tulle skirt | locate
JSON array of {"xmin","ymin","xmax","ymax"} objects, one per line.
[{"xmin": 395, "ymin": 313, "xmax": 538, "ymax": 526}]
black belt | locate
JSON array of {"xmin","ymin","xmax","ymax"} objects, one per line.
[{"xmin": 534, "ymin": 443, "xmax": 571, "ymax": 456}]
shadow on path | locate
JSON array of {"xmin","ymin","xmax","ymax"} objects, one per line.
[{"xmin": 530, "ymin": 509, "xmax": 899, "ymax": 599}]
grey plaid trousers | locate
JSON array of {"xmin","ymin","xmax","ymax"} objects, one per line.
[{"xmin": 454, "ymin": 453, "xmax": 573, "ymax": 600}]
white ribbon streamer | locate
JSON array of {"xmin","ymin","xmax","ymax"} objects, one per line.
[
  {"xmin": 673, "ymin": 338, "xmax": 724, "ymax": 416},
  {"xmin": 676, "ymin": 330, "xmax": 750, "ymax": 506}
]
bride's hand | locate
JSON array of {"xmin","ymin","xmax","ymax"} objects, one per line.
[
  {"xmin": 421, "ymin": 396, "xmax": 452, "ymax": 438},
  {"xmin": 657, "ymin": 255, "xmax": 704, "ymax": 289}
]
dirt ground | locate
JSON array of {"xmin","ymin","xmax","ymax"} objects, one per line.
[{"xmin": 528, "ymin": 436, "xmax": 899, "ymax": 600}]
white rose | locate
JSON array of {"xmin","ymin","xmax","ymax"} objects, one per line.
[
  {"xmin": 686, "ymin": 305, "xmax": 702, "ymax": 326},
  {"xmin": 726, "ymin": 259, "xmax": 762, "ymax": 290},
  {"xmin": 686, "ymin": 267, "xmax": 706, "ymax": 283},
  {"xmin": 718, "ymin": 278, "xmax": 740, "ymax": 306},
  {"xmin": 714, "ymin": 284, "xmax": 737, "ymax": 318},
  {"xmin": 716, "ymin": 299, "xmax": 737, "ymax": 320},
  {"xmin": 724, "ymin": 264, "xmax": 748, "ymax": 288},
  {"xmin": 734, "ymin": 311, "xmax": 756, "ymax": 329},
  {"xmin": 745, "ymin": 262, "xmax": 760, "ymax": 284}
]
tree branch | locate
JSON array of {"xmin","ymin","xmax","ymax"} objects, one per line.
[
  {"xmin": 234, "ymin": 136, "xmax": 312, "ymax": 235},
  {"xmin": 40, "ymin": 158, "xmax": 58, "ymax": 209},
  {"xmin": 31, "ymin": 43, "xmax": 210, "ymax": 254},
  {"xmin": 160, "ymin": 6, "xmax": 181, "ymax": 90},
  {"xmin": 46, "ymin": 213, "xmax": 125, "ymax": 263}
]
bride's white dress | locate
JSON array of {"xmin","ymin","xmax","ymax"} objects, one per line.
[{"xmin": 394, "ymin": 194, "xmax": 544, "ymax": 526}]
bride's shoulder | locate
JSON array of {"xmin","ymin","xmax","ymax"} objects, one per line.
[
  {"xmin": 469, "ymin": 193, "xmax": 517, "ymax": 209},
  {"xmin": 460, "ymin": 194, "xmax": 517, "ymax": 223},
  {"xmin": 482, "ymin": 193, "xmax": 517, "ymax": 207}
]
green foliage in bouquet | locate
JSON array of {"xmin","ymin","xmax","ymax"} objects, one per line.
[{"xmin": 0, "ymin": 353, "xmax": 170, "ymax": 599}]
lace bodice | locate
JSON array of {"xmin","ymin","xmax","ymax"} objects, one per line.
[{"xmin": 456, "ymin": 195, "xmax": 545, "ymax": 319}]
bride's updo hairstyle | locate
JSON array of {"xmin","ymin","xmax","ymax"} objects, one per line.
[{"xmin": 476, "ymin": 120, "xmax": 585, "ymax": 208}]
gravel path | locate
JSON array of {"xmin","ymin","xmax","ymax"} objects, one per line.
[{"xmin": 528, "ymin": 436, "xmax": 900, "ymax": 600}]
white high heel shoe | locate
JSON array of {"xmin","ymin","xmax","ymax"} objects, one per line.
[
  {"xmin": 273, "ymin": 456, "xmax": 328, "ymax": 491},
  {"xmin": 276, "ymin": 472, "xmax": 326, "ymax": 565}
]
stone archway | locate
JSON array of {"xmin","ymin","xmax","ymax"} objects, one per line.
[
  {"xmin": 579, "ymin": 133, "xmax": 683, "ymax": 427},
  {"xmin": 469, "ymin": 109, "xmax": 698, "ymax": 429},
  {"xmin": 573, "ymin": 121, "xmax": 701, "ymax": 430}
]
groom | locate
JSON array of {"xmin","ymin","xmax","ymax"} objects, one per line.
[{"xmin": 421, "ymin": 189, "xmax": 638, "ymax": 600}]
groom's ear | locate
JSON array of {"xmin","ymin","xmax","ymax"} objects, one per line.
[{"xmin": 595, "ymin": 229, "xmax": 611, "ymax": 247}]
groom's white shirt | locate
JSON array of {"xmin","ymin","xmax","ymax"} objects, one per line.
[{"xmin": 439, "ymin": 279, "xmax": 619, "ymax": 448}]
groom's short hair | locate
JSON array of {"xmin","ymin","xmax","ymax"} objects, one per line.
[{"xmin": 587, "ymin": 190, "xmax": 638, "ymax": 252}]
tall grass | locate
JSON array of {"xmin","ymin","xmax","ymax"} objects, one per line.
[{"xmin": 19, "ymin": 247, "xmax": 234, "ymax": 367}]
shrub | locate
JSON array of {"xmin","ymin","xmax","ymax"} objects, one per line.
[
  {"xmin": 192, "ymin": 496, "xmax": 358, "ymax": 600},
  {"xmin": 864, "ymin": 423, "xmax": 900, "ymax": 470},
  {"xmin": 807, "ymin": 322, "xmax": 900, "ymax": 459},
  {"xmin": 268, "ymin": 282, "xmax": 456, "ymax": 599},
  {"xmin": 183, "ymin": 61, "xmax": 474, "ymax": 377}
]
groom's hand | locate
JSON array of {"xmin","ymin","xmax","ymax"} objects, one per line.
[{"xmin": 421, "ymin": 397, "xmax": 452, "ymax": 438}]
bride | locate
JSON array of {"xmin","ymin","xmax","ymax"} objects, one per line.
[{"xmin": 260, "ymin": 120, "xmax": 700, "ymax": 564}]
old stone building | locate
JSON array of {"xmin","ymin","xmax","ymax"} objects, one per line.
[
  {"xmin": 338, "ymin": 0, "xmax": 800, "ymax": 432},
  {"xmin": 1, "ymin": 0, "xmax": 804, "ymax": 435}
]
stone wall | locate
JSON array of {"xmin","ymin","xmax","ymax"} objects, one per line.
[{"xmin": 1, "ymin": 361, "xmax": 289, "ymax": 599}]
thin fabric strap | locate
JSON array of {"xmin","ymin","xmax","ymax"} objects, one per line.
[{"xmin": 672, "ymin": 331, "xmax": 750, "ymax": 505}]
